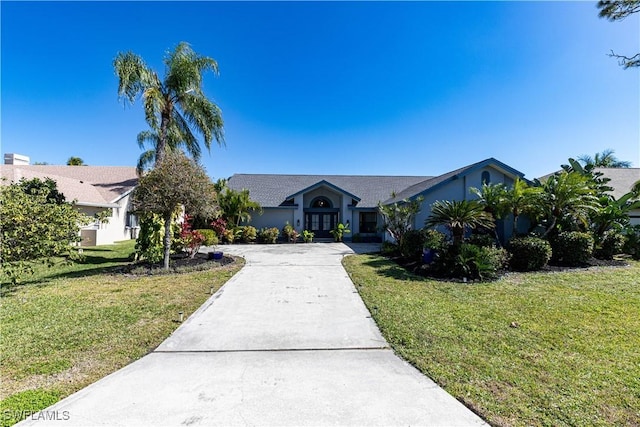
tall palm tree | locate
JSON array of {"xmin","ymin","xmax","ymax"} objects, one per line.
[
  {"xmin": 135, "ymin": 126, "xmax": 205, "ymax": 175},
  {"xmin": 114, "ymin": 42, "xmax": 224, "ymax": 167},
  {"xmin": 425, "ymin": 200, "xmax": 495, "ymax": 246},
  {"xmin": 577, "ymin": 149, "xmax": 632, "ymax": 168}
]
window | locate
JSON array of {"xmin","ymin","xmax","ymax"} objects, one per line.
[
  {"xmin": 359, "ymin": 212, "xmax": 377, "ymax": 233},
  {"xmin": 481, "ymin": 171, "xmax": 491, "ymax": 185},
  {"xmin": 311, "ymin": 197, "xmax": 332, "ymax": 208}
]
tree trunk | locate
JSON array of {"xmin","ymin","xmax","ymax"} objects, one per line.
[
  {"xmin": 163, "ymin": 213, "xmax": 172, "ymax": 270},
  {"xmin": 156, "ymin": 104, "xmax": 172, "ymax": 166}
]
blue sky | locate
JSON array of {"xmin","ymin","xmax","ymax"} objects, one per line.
[{"xmin": 2, "ymin": 1, "xmax": 639, "ymax": 181}]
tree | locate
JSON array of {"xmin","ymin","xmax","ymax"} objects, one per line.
[
  {"xmin": 114, "ymin": 42, "xmax": 224, "ymax": 168},
  {"xmin": 18, "ymin": 177, "xmax": 66, "ymax": 204},
  {"xmin": 130, "ymin": 152, "xmax": 218, "ymax": 269},
  {"xmin": 425, "ymin": 200, "xmax": 494, "ymax": 246},
  {"xmin": 215, "ymin": 179, "xmax": 262, "ymax": 227},
  {"xmin": 538, "ymin": 171, "xmax": 600, "ymax": 237},
  {"xmin": 378, "ymin": 196, "xmax": 424, "ymax": 247},
  {"xmin": 67, "ymin": 156, "xmax": 85, "ymax": 166},
  {"xmin": 577, "ymin": 149, "xmax": 632, "ymax": 168},
  {"xmin": 1, "ymin": 180, "xmax": 91, "ymax": 283},
  {"xmin": 598, "ymin": 0, "xmax": 640, "ymax": 68}
]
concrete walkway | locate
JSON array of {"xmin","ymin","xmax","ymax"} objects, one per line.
[{"xmin": 22, "ymin": 243, "xmax": 486, "ymax": 426}]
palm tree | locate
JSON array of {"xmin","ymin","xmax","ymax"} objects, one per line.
[
  {"xmin": 504, "ymin": 178, "xmax": 543, "ymax": 235},
  {"xmin": 577, "ymin": 149, "xmax": 632, "ymax": 168},
  {"xmin": 114, "ymin": 42, "xmax": 224, "ymax": 167},
  {"xmin": 539, "ymin": 171, "xmax": 600, "ymax": 237},
  {"xmin": 217, "ymin": 187, "xmax": 262, "ymax": 227},
  {"xmin": 425, "ymin": 200, "xmax": 495, "ymax": 246},
  {"xmin": 135, "ymin": 126, "xmax": 205, "ymax": 175}
]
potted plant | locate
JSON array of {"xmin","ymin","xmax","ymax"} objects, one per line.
[
  {"xmin": 302, "ymin": 230, "xmax": 315, "ymax": 243},
  {"xmin": 330, "ymin": 222, "xmax": 351, "ymax": 242}
]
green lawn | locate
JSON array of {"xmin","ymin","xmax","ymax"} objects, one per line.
[
  {"xmin": 343, "ymin": 254, "xmax": 640, "ymax": 427},
  {"xmin": 0, "ymin": 241, "xmax": 243, "ymax": 426}
]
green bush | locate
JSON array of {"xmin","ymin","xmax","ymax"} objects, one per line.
[
  {"xmin": 195, "ymin": 229, "xmax": 218, "ymax": 246},
  {"xmin": 423, "ymin": 229, "xmax": 447, "ymax": 251},
  {"xmin": 400, "ymin": 229, "xmax": 426, "ymax": 260},
  {"xmin": 551, "ymin": 231, "xmax": 594, "ymax": 266},
  {"xmin": 381, "ymin": 241, "xmax": 399, "ymax": 255},
  {"xmin": 241, "ymin": 225, "xmax": 257, "ymax": 243},
  {"xmin": 468, "ymin": 233, "xmax": 497, "ymax": 248},
  {"xmin": 429, "ymin": 243, "xmax": 507, "ymax": 280},
  {"xmin": 623, "ymin": 225, "xmax": 640, "ymax": 260},
  {"xmin": 594, "ymin": 230, "xmax": 625, "ymax": 260},
  {"xmin": 259, "ymin": 227, "xmax": 279, "ymax": 244},
  {"xmin": 507, "ymin": 237, "xmax": 552, "ymax": 271}
]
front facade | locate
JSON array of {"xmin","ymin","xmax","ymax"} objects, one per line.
[
  {"xmin": 1, "ymin": 161, "xmax": 139, "ymax": 246},
  {"xmin": 228, "ymin": 158, "xmax": 528, "ymax": 242}
]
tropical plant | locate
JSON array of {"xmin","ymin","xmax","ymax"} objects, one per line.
[
  {"xmin": 378, "ymin": 196, "xmax": 423, "ymax": 247},
  {"xmin": 537, "ymin": 171, "xmax": 600, "ymax": 238},
  {"xmin": 114, "ymin": 42, "xmax": 224, "ymax": 169},
  {"xmin": 425, "ymin": 200, "xmax": 495, "ymax": 246},
  {"xmin": 66, "ymin": 156, "xmax": 85, "ymax": 166},
  {"xmin": 302, "ymin": 230, "xmax": 315, "ymax": 243},
  {"xmin": 215, "ymin": 180, "xmax": 262, "ymax": 227},
  {"xmin": 282, "ymin": 222, "xmax": 299, "ymax": 243},
  {"xmin": 131, "ymin": 152, "xmax": 217, "ymax": 269},
  {"xmin": 134, "ymin": 212, "xmax": 166, "ymax": 263},
  {"xmin": 591, "ymin": 191, "xmax": 640, "ymax": 240},
  {"xmin": 330, "ymin": 222, "xmax": 351, "ymax": 242},
  {"xmin": 594, "ymin": 230, "xmax": 626, "ymax": 260},
  {"xmin": 18, "ymin": 177, "xmax": 66, "ymax": 205},
  {"xmin": 399, "ymin": 229, "xmax": 426, "ymax": 260},
  {"xmin": 550, "ymin": 231, "xmax": 595, "ymax": 266},
  {"xmin": 577, "ymin": 149, "xmax": 632, "ymax": 168},
  {"xmin": 622, "ymin": 225, "xmax": 640, "ymax": 259},
  {"xmin": 258, "ymin": 227, "xmax": 279, "ymax": 244}
]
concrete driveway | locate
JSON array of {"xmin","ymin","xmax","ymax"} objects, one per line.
[{"xmin": 21, "ymin": 243, "xmax": 486, "ymax": 426}]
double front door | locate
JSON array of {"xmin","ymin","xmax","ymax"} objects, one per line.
[{"xmin": 305, "ymin": 212, "xmax": 337, "ymax": 238}]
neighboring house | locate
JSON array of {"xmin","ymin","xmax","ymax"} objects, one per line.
[
  {"xmin": 595, "ymin": 167, "xmax": 640, "ymax": 226},
  {"xmin": 228, "ymin": 158, "xmax": 527, "ymax": 242},
  {"xmin": 2, "ymin": 154, "xmax": 139, "ymax": 246}
]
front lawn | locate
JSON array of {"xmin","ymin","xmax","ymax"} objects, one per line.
[
  {"xmin": 0, "ymin": 240, "xmax": 243, "ymax": 426},
  {"xmin": 343, "ymin": 254, "xmax": 640, "ymax": 426}
]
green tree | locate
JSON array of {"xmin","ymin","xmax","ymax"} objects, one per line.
[
  {"xmin": 114, "ymin": 42, "xmax": 224, "ymax": 168},
  {"xmin": 598, "ymin": 0, "xmax": 640, "ymax": 68},
  {"xmin": 378, "ymin": 196, "xmax": 424, "ymax": 247},
  {"xmin": 130, "ymin": 152, "xmax": 217, "ymax": 269},
  {"xmin": 1, "ymin": 181, "xmax": 91, "ymax": 283},
  {"xmin": 538, "ymin": 171, "xmax": 600, "ymax": 237},
  {"xmin": 577, "ymin": 149, "xmax": 632, "ymax": 168},
  {"xmin": 66, "ymin": 157, "xmax": 85, "ymax": 166},
  {"xmin": 425, "ymin": 200, "xmax": 494, "ymax": 246},
  {"xmin": 215, "ymin": 180, "xmax": 262, "ymax": 227},
  {"xmin": 18, "ymin": 177, "xmax": 66, "ymax": 204}
]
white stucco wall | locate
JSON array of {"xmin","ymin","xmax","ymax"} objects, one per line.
[{"xmin": 78, "ymin": 193, "xmax": 136, "ymax": 246}]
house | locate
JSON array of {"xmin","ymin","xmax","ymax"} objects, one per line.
[
  {"xmin": 228, "ymin": 158, "xmax": 528, "ymax": 242},
  {"xmin": 596, "ymin": 167, "xmax": 640, "ymax": 226},
  {"xmin": 1, "ymin": 154, "xmax": 139, "ymax": 246}
]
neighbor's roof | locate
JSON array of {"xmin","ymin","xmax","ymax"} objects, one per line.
[
  {"xmin": 227, "ymin": 174, "xmax": 431, "ymax": 208},
  {"xmin": 1, "ymin": 165, "xmax": 138, "ymax": 207},
  {"xmin": 595, "ymin": 167, "xmax": 640, "ymax": 199}
]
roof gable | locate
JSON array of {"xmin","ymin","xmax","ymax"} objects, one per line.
[
  {"xmin": 1, "ymin": 165, "xmax": 138, "ymax": 207},
  {"xmin": 286, "ymin": 180, "xmax": 361, "ymax": 203}
]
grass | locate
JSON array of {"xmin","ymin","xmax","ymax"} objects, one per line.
[
  {"xmin": 0, "ymin": 240, "xmax": 243, "ymax": 426},
  {"xmin": 343, "ymin": 254, "xmax": 640, "ymax": 427}
]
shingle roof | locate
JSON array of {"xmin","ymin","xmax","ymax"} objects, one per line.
[
  {"xmin": 595, "ymin": 168, "xmax": 640, "ymax": 199},
  {"xmin": 1, "ymin": 165, "xmax": 138, "ymax": 206},
  {"xmin": 384, "ymin": 158, "xmax": 526, "ymax": 204},
  {"xmin": 227, "ymin": 174, "xmax": 432, "ymax": 208}
]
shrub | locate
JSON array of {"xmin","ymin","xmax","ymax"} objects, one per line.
[
  {"xmin": 423, "ymin": 229, "xmax": 447, "ymax": 251},
  {"xmin": 468, "ymin": 233, "xmax": 497, "ymax": 248},
  {"xmin": 507, "ymin": 237, "xmax": 552, "ymax": 271},
  {"xmin": 551, "ymin": 231, "xmax": 594, "ymax": 266},
  {"xmin": 622, "ymin": 225, "xmax": 640, "ymax": 260},
  {"xmin": 400, "ymin": 229, "xmax": 426, "ymax": 260},
  {"xmin": 210, "ymin": 218, "xmax": 227, "ymax": 239},
  {"xmin": 259, "ymin": 227, "xmax": 280, "ymax": 244},
  {"xmin": 282, "ymin": 222, "xmax": 299, "ymax": 243},
  {"xmin": 382, "ymin": 241, "xmax": 399, "ymax": 255},
  {"xmin": 430, "ymin": 243, "xmax": 507, "ymax": 280},
  {"xmin": 241, "ymin": 225, "xmax": 257, "ymax": 243},
  {"xmin": 594, "ymin": 230, "xmax": 625, "ymax": 260},
  {"xmin": 195, "ymin": 229, "xmax": 218, "ymax": 246},
  {"xmin": 222, "ymin": 229, "xmax": 235, "ymax": 244},
  {"xmin": 302, "ymin": 230, "xmax": 315, "ymax": 243}
]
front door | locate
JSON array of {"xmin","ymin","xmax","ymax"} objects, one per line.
[{"xmin": 305, "ymin": 212, "xmax": 337, "ymax": 238}]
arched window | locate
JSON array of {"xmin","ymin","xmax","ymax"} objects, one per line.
[
  {"xmin": 311, "ymin": 197, "xmax": 332, "ymax": 208},
  {"xmin": 481, "ymin": 171, "xmax": 491, "ymax": 185}
]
